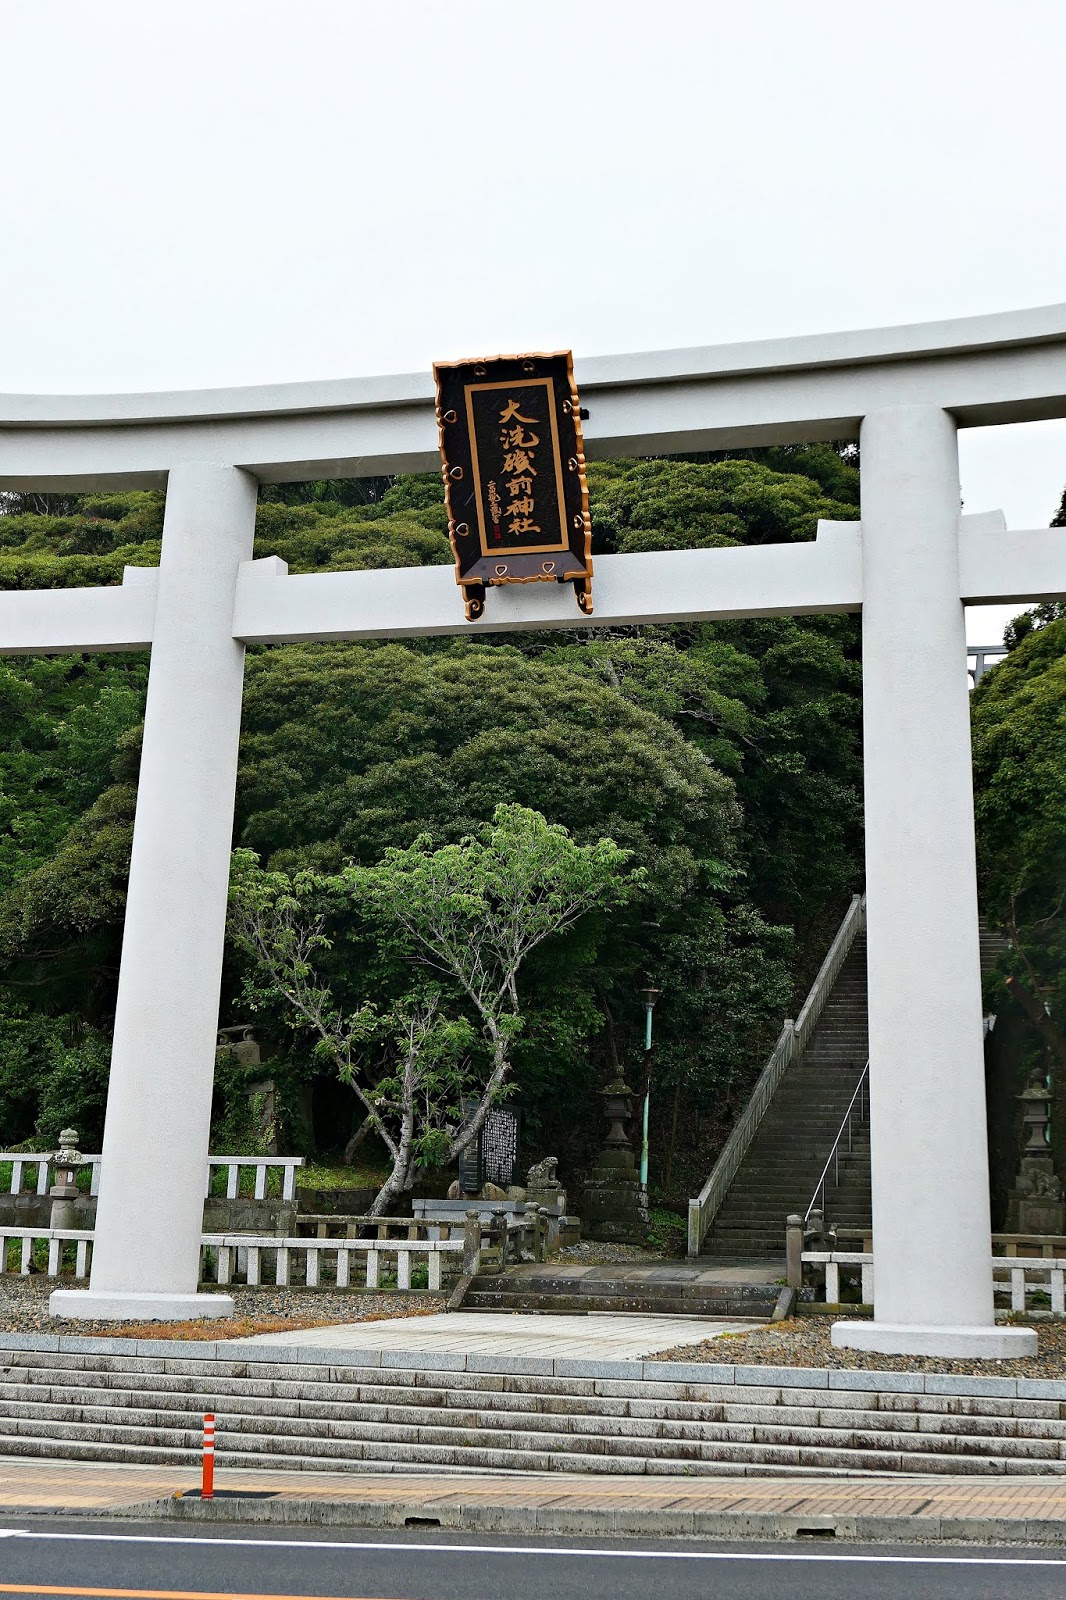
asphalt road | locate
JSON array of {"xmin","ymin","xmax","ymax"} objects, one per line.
[{"xmin": 2, "ymin": 1517, "xmax": 1066, "ymax": 1600}]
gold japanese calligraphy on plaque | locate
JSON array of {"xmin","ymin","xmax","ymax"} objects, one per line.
[{"xmin": 433, "ymin": 351, "xmax": 593, "ymax": 621}]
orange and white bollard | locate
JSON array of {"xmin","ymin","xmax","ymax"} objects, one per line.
[{"xmin": 202, "ymin": 1412, "xmax": 215, "ymax": 1500}]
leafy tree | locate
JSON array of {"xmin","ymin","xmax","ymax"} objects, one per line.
[
  {"xmin": 972, "ymin": 615, "xmax": 1066, "ymax": 1065},
  {"xmin": 0, "ymin": 1009, "xmax": 112, "ymax": 1147},
  {"xmin": 0, "ymin": 455, "xmax": 860, "ymax": 1180},
  {"xmin": 228, "ymin": 806, "xmax": 635, "ymax": 1211},
  {"xmin": 587, "ymin": 456, "xmax": 858, "ymax": 556},
  {"xmin": 232, "ymin": 638, "xmax": 772, "ymax": 1160},
  {"xmin": 0, "ymin": 658, "xmax": 146, "ymax": 895}
]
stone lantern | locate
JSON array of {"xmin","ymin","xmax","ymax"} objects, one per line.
[
  {"xmin": 602, "ymin": 1078, "xmax": 636, "ymax": 1162},
  {"xmin": 581, "ymin": 1077, "xmax": 647, "ymax": 1243},
  {"xmin": 1006, "ymin": 1069, "xmax": 1064, "ymax": 1235},
  {"xmin": 49, "ymin": 1128, "xmax": 84, "ymax": 1231}
]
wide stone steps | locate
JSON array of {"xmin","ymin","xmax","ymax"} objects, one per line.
[
  {"xmin": 462, "ymin": 1268, "xmax": 781, "ymax": 1317},
  {"xmin": 702, "ymin": 930, "xmax": 870, "ymax": 1257},
  {"xmin": 461, "ymin": 1290, "xmax": 776, "ymax": 1315},
  {"xmin": 701, "ymin": 915, "xmax": 1008, "ymax": 1260},
  {"xmin": 3, "ymin": 1346, "xmax": 1066, "ymax": 1479}
]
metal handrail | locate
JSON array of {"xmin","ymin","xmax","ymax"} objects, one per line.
[{"xmin": 804, "ymin": 1059, "xmax": 870, "ymax": 1222}]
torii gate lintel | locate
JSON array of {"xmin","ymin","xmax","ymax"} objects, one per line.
[{"xmin": 3, "ymin": 512, "xmax": 1064, "ymax": 657}]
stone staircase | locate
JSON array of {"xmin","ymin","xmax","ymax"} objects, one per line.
[
  {"xmin": 461, "ymin": 1264, "xmax": 782, "ymax": 1318},
  {"xmin": 2, "ymin": 1342, "xmax": 1065, "ymax": 1478},
  {"xmin": 702, "ymin": 932, "xmax": 870, "ymax": 1260},
  {"xmin": 700, "ymin": 916, "xmax": 1009, "ymax": 1262}
]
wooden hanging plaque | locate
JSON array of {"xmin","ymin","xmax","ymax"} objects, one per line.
[{"xmin": 433, "ymin": 350, "xmax": 593, "ymax": 621}]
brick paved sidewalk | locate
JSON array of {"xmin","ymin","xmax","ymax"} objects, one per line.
[{"xmin": 2, "ymin": 1458, "xmax": 1066, "ymax": 1543}]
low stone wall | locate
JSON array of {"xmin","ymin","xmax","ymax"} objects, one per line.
[
  {"xmin": 0, "ymin": 1196, "xmax": 94, "ymax": 1231},
  {"xmin": 295, "ymin": 1189, "xmax": 380, "ymax": 1216},
  {"xmin": 202, "ymin": 1199, "xmax": 296, "ymax": 1234}
]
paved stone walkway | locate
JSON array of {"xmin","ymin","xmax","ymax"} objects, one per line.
[
  {"xmin": 224, "ymin": 1310, "xmax": 759, "ymax": 1358},
  {"xmin": 2, "ymin": 1459, "xmax": 1065, "ymax": 1542}
]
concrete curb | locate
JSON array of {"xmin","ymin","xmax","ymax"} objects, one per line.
[
  {"xmin": 3, "ymin": 1332, "xmax": 1064, "ymax": 1401},
  {"xmin": 87, "ymin": 1492, "xmax": 1066, "ymax": 1545}
]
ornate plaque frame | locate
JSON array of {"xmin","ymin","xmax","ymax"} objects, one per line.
[{"xmin": 433, "ymin": 350, "xmax": 593, "ymax": 621}]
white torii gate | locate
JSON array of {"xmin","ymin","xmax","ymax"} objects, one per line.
[{"xmin": 3, "ymin": 305, "xmax": 1066, "ymax": 1358}]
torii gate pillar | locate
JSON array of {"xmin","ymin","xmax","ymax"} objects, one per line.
[
  {"xmin": 50, "ymin": 463, "xmax": 256, "ymax": 1319},
  {"xmin": 833, "ymin": 405, "xmax": 1026, "ymax": 1357}
]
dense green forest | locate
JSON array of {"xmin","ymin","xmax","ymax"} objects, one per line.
[{"xmin": 0, "ymin": 448, "xmax": 1061, "ymax": 1208}]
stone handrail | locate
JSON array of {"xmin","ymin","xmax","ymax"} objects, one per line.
[
  {"xmin": 992, "ymin": 1233, "xmax": 1066, "ymax": 1256},
  {"xmin": 793, "ymin": 894, "xmax": 866, "ymax": 1052},
  {"xmin": 0, "ymin": 1155, "xmax": 97, "ymax": 1197},
  {"xmin": 298, "ymin": 1214, "xmax": 439, "ymax": 1240},
  {"xmin": 802, "ymin": 1248, "xmax": 874, "ymax": 1307},
  {"xmin": 0, "ymin": 1226, "xmax": 94, "ymax": 1279},
  {"xmin": 204, "ymin": 1156, "xmax": 305, "ymax": 1202},
  {"xmin": 0, "ymin": 1221, "xmax": 478, "ymax": 1293},
  {"xmin": 0, "ymin": 1153, "xmax": 304, "ymax": 1202},
  {"xmin": 201, "ymin": 1231, "xmax": 465, "ymax": 1293},
  {"xmin": 993, "ymin": 1257, "xmax": 1066, "ymax": 1314},
  {"xmin": 687, "ymin": 893, "xmax": 867, "ymax": 1257},
  {"xmin": 802, "ymin": 1249, "xmax": 1066, "ymax": 1317},
  {"xmin": 0, "ymin": 1204, "xmax": 552, "ymax": 1288}
]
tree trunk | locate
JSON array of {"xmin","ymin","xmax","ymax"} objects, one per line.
[
  {"xmin": 342, "ymin": 1113, "xmax": 374, "ymax": 1166},
  {"xmin": 366, "ymin": 1152, "xmax": 411, "ymax": 1218},
  {"xmin": 1006, "ymin": 976, "xmax": 1066, "ymax": 1071}
]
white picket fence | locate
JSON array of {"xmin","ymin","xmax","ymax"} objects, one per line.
[
  {"xmin": 804, "ymin": 1250, "xmax": 1066, "ymax": 1315},
  {"xmin": 201, "ymin": 1233, "xmax": 466, "ymax": 1292},
  {"xmin": 0, "ymin": 1224, "xmax": 473, "ymax": 1292},
  {"xmin": 0, "ymin": 1153, "xmax": 304, "ymax": 1202},
  {"xmin": 0, "ymin": 1228, "xmax": 94, "ymax": 1279},
  {"xmin": 994, "ymin": 1258, "xmax": 1066, "ymax": 1314},
  {"xmin": 802, "ymin": 1249, "xmax": 874, "ymax": 1305},
  {"xmin": 203, "ymin": 1157, "xmax": 305, "ymax": 1202}
]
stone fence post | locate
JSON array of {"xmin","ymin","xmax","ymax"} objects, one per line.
[
  {"xmin": 462, "ymin": 1210, "xmax": 481, "ymax": 1276},
  {"xmin": 785, "ymin": 1213, "xmax": 805, "ymax": 1290}
]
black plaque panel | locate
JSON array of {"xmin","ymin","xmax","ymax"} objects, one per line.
[
  {"xmin": 480, "ymin": 1105, "xmax": 522, "ymax": 1189},
  {"xmin": 434, "ymin": 351, "xmax": 593, "ymax": 621}
]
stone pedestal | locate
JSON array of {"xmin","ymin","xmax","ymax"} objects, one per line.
[
  {"xmin": 525, "ymin": 1156, "xmax": 567, "ymax": 1217},
  {"xmin": 48, "ymin": 1190, "xmax": 78, "ymax": 1232},
  {"xmin": 48, "ymin": 1129, "xmax": 84, "ymax": 1232},
  {"xmin": 582, "ymin": 1078, "xmax": 646, "ymax": 1245}
]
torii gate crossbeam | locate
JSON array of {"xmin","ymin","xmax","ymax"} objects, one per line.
[{"xmin": 4, "ymin": 304, "xmax": 1066, "ymax": 1358}]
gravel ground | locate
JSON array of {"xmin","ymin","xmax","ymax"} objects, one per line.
[
  {"xmin": 558, "ymin": 1241, "xmax": 666, "ymax": 1265},
  {"xmin": 0, "ymin": 1277, "xmax": 440, "ymax": 1339},
  {"xmin": 651, "ymin": 1315, "xmax": 1066, "ymax": 1378}
]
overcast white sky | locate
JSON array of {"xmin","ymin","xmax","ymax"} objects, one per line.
[{"xmin": 2, "ymin": 0, "xmax": 1064, "ymax": 644}]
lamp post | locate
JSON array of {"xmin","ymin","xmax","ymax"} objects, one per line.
[{"xmin": 638, "ymin": 987, "xmax": 661, "ymax": 1190}]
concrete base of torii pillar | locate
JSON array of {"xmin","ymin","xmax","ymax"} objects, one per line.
[
  {"xmin": 832, "ymin": 1322, "xmax": 1034, "ymax": 1359},
  {"xmin": 49, "ymin": 1290, "xmax": 233, "ymax": 1320}
]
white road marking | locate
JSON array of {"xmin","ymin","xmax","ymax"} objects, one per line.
[{"xmin": 4, "ymin": 1530, "xmax": 1065, "ymax": 1566}]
